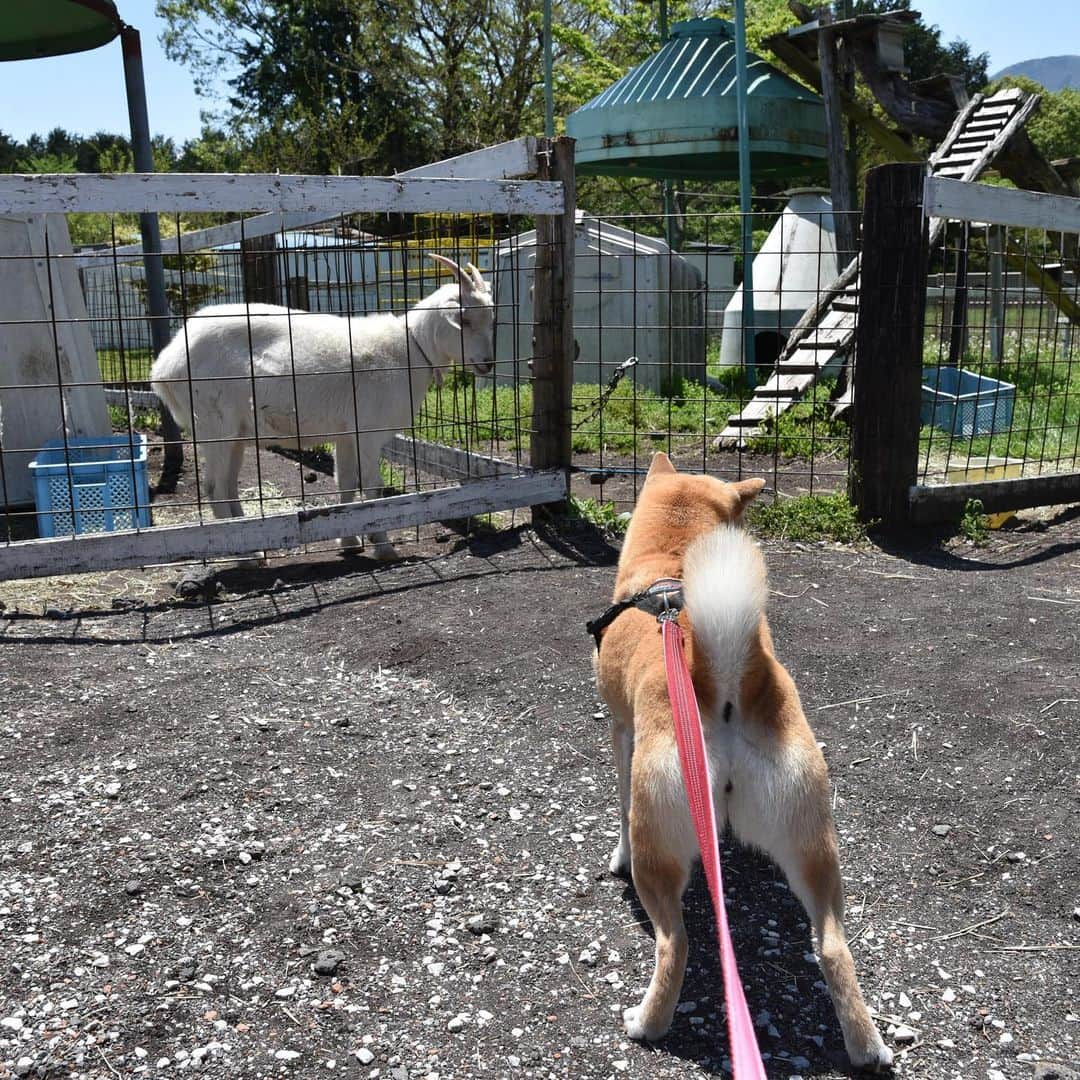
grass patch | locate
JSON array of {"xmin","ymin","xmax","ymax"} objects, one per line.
[
  {"xmin": 567, "ymin": 496, "xmax": 628, "ymax": 536},
  {"xmin": 412, "ymin": 378, "xmax": 747, "ymax": 456},
  {"xmin": 747, "ymin": 492, "xmax": 867, "ymax": 544},
  {"xmin": 99, "ymin": 348, "xmax": 155, "ymax": 384},
  {"xmin": 414, "ymin": 375, "xmax": 846, "ymax": 461},
  {"xmin": 108, "ymin": 404, "xmax": 159, "ymax": 433}
]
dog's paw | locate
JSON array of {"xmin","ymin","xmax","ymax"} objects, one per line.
[
  {"xmin": 608, "ymin": 843, "xmax": 631, "ymax": 877},
  {"xmin": 622, "ymin": 1005, "xmax": 670, "ymax": 1043},
  {"xmin": 848, "ymin": 1031, "xmax": 894, "ymax": 1073}
]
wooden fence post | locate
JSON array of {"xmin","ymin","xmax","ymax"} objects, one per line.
[
  {"xmin": 242, "ymin": 233, "xmax": 280, "ymax": 305},
  {"xmin": 530, "ymin": 135, "xmax": 575, "ymax": 515},
  {"xmin": 849, "ymin": 163, "xmax": 928, "ymax": 527}
]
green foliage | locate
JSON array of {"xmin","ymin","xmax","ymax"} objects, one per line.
[
  {"xmin": 987, "ymin": 75, "xmax": 1080, "ymax": 161},
  {"xmin": 108, "ymin": 404, "xmax": 160, "ymax": 433},
  {"xmin": 97, "ymin": 349, "xmax": 155, "ymax": 384},
  {"xmin": 958, "ymin": 498, "xmax": 990, "ymax": 544},
  {"xmin": 747, "ymin": 492, "xmax": 867, "ymax": 543},
  {"xmin": 411, "ymin": 377, "xmax": 749, "ymax": 456},
  {"xmin": 568, "ymin": 495, "xmax": 628, "ymax": 534}
]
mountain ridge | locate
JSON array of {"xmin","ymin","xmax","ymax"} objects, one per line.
[{"xmin": 991, "ymin": 55, "xmax": 1080, "ymax": 91}]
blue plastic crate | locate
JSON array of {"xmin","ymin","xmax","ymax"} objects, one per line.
[
  {"xmin": 920, "ymin": 366, "xmax": 1015, "ymax": 437},
  {"xmin": 29, "ymin": 435, "xmax": 151, "ymax": 538}
]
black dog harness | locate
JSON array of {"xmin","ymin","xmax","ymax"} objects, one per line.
[{"xmin": 587, "ymin": 578, "xmax": 685, "ymax": 650}]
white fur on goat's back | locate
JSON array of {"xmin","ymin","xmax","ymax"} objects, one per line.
[
  {"xmin": 150, "ymin": 299, "xmax": 446, "ymax": 445},
  {"xmin": 682, "ymin": 526, "xmax": 768, "ymax": 685}
]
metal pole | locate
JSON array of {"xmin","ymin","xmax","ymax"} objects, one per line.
[
  {"xmin": 121, "ymin": 24, "xmax": 183, "ymax": 486},
  {"xmin": 734, "ymin": 0, "xmax": 757, "ymax": 382},
  {"xmin": 660, "ymin": 0, "xmax": 678, "ymax": 250},
  {"xmin": 543, "ymin": 0, "xmax": 554, "ymax": 138}
]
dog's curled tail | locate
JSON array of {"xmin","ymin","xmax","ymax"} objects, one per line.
[{"xmin": 682, "ymin": 525, "xmax": 767, "ymax": 687}]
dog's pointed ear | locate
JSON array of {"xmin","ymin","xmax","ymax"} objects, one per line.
[
  {"xmin": 646, "ymin": 452, "xmax": 676, "ymax": 482},
  {"xmin": 732, "ymin": 477, "xmax": 766, "ymax": 513}
]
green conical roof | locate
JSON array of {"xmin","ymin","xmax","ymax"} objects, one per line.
[
  {"xmin": 0, "ymin": 0, "xmax": 122, "ymax": 62},
  {"xmin": 566, "ymin": 18, "xmax": 828, "ymax": 181}
]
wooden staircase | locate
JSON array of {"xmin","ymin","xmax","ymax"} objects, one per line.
[{"xmin": 714, "ymin": 87, "xmax": 1037, "ymax": 447}]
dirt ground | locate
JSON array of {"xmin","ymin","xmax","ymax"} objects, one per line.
[{"xmin": 1, "ymin": 504, "xmax": 1078, "ymax": 1080}]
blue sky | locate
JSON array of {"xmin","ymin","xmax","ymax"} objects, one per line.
[{"xmin": 0, "ymin": 0, "xmax": 1075, "ymax": 146}]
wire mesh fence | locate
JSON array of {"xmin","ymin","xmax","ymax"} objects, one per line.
[
  {"xmin": 564, "ymin": 199, "xmax": 860, "ymax": 515},
  {"xmin": 9, "ymin": 172, "xmax": 1071, "ymax": 569},
  {"xmin": 0, "ymin": 208, "xmax": 547, "ymax": 555},
  {"xmin": 919, "ymin": 219, "xmax": 1080, "ymax": 498}
]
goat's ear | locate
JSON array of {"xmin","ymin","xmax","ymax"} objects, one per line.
[
  {"xmin": 429, "ymin": 253, "xmax": 464, "ymax": 282},
  {"xmin": 444, "ymin": 309, "xmax": 462, "ymax": 332},
  {"xmin": 464, "ymin": 261, "xmax": 489, "ymax": 294}
]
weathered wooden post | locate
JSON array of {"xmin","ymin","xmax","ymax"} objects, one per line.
[
  {"xmin": 242, "ymin": 233, "xmax": 280, "ymax": 305},
  {"xmin": 530, "ymin": 136, "xmax": 576, "ymax": 517},
  {"xmin": 947, "ymin": 221, "xmax": 970, "ymax": 365},
  {"xmin": 849, "ymin": 163, "xmax": 928, "ymax": 528},
  {"xmin": 817, "ymin": 7, "xmax": 857, "ymax": 265}
]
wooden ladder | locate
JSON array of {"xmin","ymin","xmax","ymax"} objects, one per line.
[{"xmin": 714, "ymin": 87, "xmax": 1037, "ymax": 447}]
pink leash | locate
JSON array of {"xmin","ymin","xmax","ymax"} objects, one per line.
[{"xmin": 661, "ymin": 611, "xmax": 767, "ymax": 1080}]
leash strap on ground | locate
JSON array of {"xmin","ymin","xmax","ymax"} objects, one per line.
[{"xmin": 661, "ymin": 615, "xmax": 767, "ymax": 1080}]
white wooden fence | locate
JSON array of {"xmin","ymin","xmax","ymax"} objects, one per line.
[{"xmin": 0, "ymin": 138, "xmax": 573, "ymax": 580}]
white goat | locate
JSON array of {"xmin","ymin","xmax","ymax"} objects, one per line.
[{"xmin": 151, "ymin": 255, "xmax": 495, "ymax": 560}]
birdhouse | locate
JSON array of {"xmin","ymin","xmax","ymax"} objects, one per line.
[{"xmin": 875, "ymin": 18, "xmax": 907, "ymax": 74}]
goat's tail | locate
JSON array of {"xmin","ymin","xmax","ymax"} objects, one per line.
[
  {"xmin": 682, "ymin": 525, "xmax": 768, "ymax": 691},
  {"xmin": 149, "ymin": 338, "xmax": 192, "ymax": 435}
]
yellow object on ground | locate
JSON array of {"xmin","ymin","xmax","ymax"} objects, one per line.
[{"xmin": 945, "ymin": 457, "xmax": 1025, "ymax": 528}]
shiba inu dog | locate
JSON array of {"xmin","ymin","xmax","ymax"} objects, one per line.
[{"xmin": 591, "ymin": 453, "xmax": 891, "ymax": 1071}]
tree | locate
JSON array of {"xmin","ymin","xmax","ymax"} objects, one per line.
[
  {"xmin": 850, "ymin": 0, "xmax": 988, "ymax": 95},
  {"xmin": 991, "ymin": 76, "xmax": 1080, "ymax": 163}
]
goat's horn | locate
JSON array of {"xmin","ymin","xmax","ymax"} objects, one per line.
[
  {"xmin": 464, "ymin": 261, "xmax": 488, "ymax": 292},
  {"xmin": 428, "ymin": 253, "xmax": 463, "ymax": 281}
]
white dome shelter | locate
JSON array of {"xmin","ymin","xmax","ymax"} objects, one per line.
[
  {"xmin": 718, "ymin": 191, "xmax": 839, "ymax": 371},
  {"xmin": 492, "ymin": 214, "xmax": 705, "ymax": 393}
]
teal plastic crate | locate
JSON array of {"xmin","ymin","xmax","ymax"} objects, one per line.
[
  {"xmin": 29, "ymin": 434, "xmax": 151, "ymax": 537},
  {"xmin": 921, "ymin": 366, "xmax": 1015, "ymax": 437}
]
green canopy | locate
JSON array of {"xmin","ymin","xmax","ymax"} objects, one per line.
[
  {"xmin": 0, "ymin": 0, "xmax": 121, "ymax": 62},
  {"xmin": 566, "ymin": 18, "xmax": 828, "ymax": 182}
]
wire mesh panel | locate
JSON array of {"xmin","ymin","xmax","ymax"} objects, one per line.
[
  {"xmin": 559, "ymin": 198, "xmax": 859, "ymax": 517},
  {"xmin": 919, "ymin": 218, "xmax": 1080, "ymax": 497}
]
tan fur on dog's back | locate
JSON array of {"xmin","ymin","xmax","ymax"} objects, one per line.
[{"xmin": 593, "ymin": 453, "xmax": 891, "ymax": 1071}]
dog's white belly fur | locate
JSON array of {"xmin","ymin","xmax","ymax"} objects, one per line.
[{"xmin": 706, "ymin": 712, "xmax": 808, "ymax": 854}]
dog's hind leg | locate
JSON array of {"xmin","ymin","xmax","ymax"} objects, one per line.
[
  {"xmin": 740, "ymin": 740, "xmax": 892, "ymax": 1072},
  {"xmin": 608, "ymin": 714, "xmax": 633, "ymax": 877},
  {"xmin": 622, "ymin": 733, "xmax": 697, "ymax": 1042},
  {"xmin": 773, "ymin": 830, "xmax": 892, "ymax": 1071}
]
